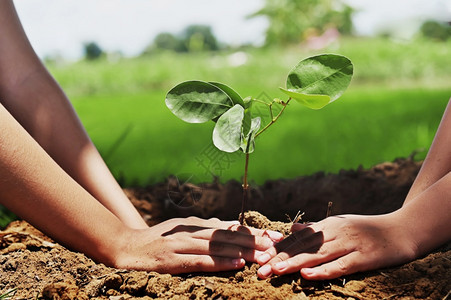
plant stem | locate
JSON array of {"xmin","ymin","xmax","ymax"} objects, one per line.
[
  {"xmin": 326, "ymin": 201, "xmax": 333, "ymax": 218},
  {"xmin": 239, "ymin": 152, "xmax": 250, "ymax": 225},
  {"xmin": 252, "ymin": 98, "xmax": 271, "ymax": 105},
  {"xmin": 255, "ymin": 98, "xmax": 291, "ymax": 138}
]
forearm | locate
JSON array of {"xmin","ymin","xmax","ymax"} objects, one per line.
[
  {"xmin": 0, "ymin": 104, "xmax": 129, "ymax": 264},
  {"xmin": 1, "ymin": 72, "xmax": 146, "ymax": 229},
  {"xmin": 397, "ymin": 171, "xmax": 451, "ymax": 256},
  {"xmin": 405, "ymin": 98, "xmax": 451, "ymax": 204}
]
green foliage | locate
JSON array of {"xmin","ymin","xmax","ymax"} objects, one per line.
[
  {"xmin": 165, "ymin": 53, "xmax": 353, "ymax": 221},
  {"xmin": 280, "ymin": 54, "xmax": 353, "ymax": 109},
  {"xmin": 420, "ymin": 20, "xmax": 451, "ymax": 41},
  {"xmin": 166, "ymin": 54, "xmax": 353, "ymax": 155},
  {"xmin": 213, "ymin": 104, "xmax": 247, "ymax": 152},
  {"xmin": 183, "ymin": 25, "xmax": 219, "ymax": 52},
  {"xmin": 46, "ymin": 37, "xmax": 451, "ymax": 186},
  {"xmin": 50, "ymin": 38, "xmax": 451, "ymax": 98},
  {"xmin": 145, "ymin": 24, "xmax": 218, "ymax": 54},
  {"xmin": 251, "ymin": 0, "xmax": 354, "ymax": 45},
  {"xmin": 153, "ymin": 32, "xmax": 186, "ymax": 52},
  {"xmin": 165, "ymin": 81, "xmax": 233, "ymax": 123},
  {"xmin": 69, "ymin": 88, "xmax": 449, "ymax": 186},
  {"xmin": 84, "ymin": 42, "xmax": 103, "ymax": 60}
]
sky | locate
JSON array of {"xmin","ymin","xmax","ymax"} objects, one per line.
[{"xmin": 13, "ymin": 0, "xmax": 451, "ymax": 59}]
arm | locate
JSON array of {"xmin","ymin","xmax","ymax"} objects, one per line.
[
  {"xmin": 0, "ymin": 0, "xmax": 146, "ymax": 229},
  {"xmin": 0, "ymin": 103, "xmax": 281, "ymax": 273},
  {"xmin": 0, "ymin": 1, "xmax": 283, "ymax": 273},
  {"xmin": 404, "ymin": 99, "xmax": 451, "ymax": 204},
  {"xmin": 256, "ymin": 98, "xmax": 451, "ymax": 280}
]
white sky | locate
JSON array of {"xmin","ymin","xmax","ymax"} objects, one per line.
[{"xmin": 13, "ymin": 0, "xmax": 451, "ymax": 59}]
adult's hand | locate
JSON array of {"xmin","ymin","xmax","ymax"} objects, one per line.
[
  {"xmin": 113, "ymin": 217, "xmax": 284, "ymax": 274},
  {"xmin": 256, "ymin": 213, "xmax": 418, "ymax": 280}
]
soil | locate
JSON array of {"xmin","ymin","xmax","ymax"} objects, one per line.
[{"xmin": 1, "ymin": 158, "xmax": 450, "ymax": 299}]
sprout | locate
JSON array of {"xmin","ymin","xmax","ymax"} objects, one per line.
[{"xmin": 166, "ymin": 54, "xmax": 354, "ymax": 224}]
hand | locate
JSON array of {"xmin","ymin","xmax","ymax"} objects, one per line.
[
  {"xmin": 256, "ymin": 213, "xmax": 418, "ymax": 280},
  {"xmin": 111, "ymin": 217, "xmax": 284, "ymax": 274}
]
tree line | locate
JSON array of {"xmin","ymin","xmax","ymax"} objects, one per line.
[{"xmin": 83, "ymin": 0, "xmax": 450, "ymax": 60}]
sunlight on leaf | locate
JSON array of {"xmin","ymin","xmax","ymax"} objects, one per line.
[
  {"xmin": 281, "ymin": 54, "xmax": 353, "ymax": 109},
  {"xmin": 213, "ymin": 104, "xmax": 244, "ymax": 152},
  {"xmin": 166, "ymin": 80, "xmax": 233, "ymax": 123}
]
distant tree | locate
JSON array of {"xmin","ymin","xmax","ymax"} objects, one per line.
[
  {"xmin": 84, "ymin": 42, "xmax": 103, "ymax": 60},
  {"xmin": 182, "ymin": 25, "xmax": 219, "ymax": 52},
  {"xmin": 250, "ymin": 0, "xmax": 354, "ymax": 46},
  {"xmin": 420, "ymin": 20, "xmax": 451, "ymax": 41},
  {"xmin": 153, "ymin": 32, "xmax": 187, "ymax": 52},
  {"xmin": 141, "ymin": 24, "xmax": 220, "ymax": 56}
]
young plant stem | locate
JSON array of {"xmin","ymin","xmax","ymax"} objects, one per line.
[
  {"xmin": 255, "ymin": 98, "xmax": 291, "ymax": 138},
  {"xmin": 239, "ymin": 152, "xmax": 250, "ymax": 225},
  {"xmin": 326, "ymin": 201, "xmax": 333, "ymax": 218}
]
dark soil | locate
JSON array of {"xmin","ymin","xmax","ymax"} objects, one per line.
[{"xmin": 1, "ymin": 158, "xmax": 450, "ymax": 299}]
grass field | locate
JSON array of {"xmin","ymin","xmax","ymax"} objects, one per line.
[
  {"xmin": 46, "ymin": 37, "xmax": 451, "ymax": 186},
  {"xmin": 70, "ymin": 87, "xmax": 450, "ymax": 186}
]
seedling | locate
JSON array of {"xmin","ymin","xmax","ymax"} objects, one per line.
[{"xmin": 165, "ymin": 54, "xmax": 353, "ymax": 224}]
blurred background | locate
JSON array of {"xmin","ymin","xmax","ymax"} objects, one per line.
[{"xmin": 2, "ymin": 0, "xmax": 450, "ymax": 226}]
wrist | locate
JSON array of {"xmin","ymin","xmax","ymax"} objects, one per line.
[
  {"xmin": 102, "ymin": 226, "xmax": 153, "ymax": 270},
  {"xmin": 93, "ymin": 225, "xmax": 135, "ymax": 268},
  {"xmin": 386, "ymin": 209, "xmax": 421, "ymax": 260}
]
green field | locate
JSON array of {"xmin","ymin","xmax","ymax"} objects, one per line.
[{"xmin": 50, "ymin": 37, "xmax": 451, "ymax": 186}]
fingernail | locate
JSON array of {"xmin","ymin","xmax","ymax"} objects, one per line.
[
  {"xmin": 258, "ymin": 265, "xmax": 272, "ymax": 278},
  {"xmin": 302, "ymin": 268, "xmax": 316, "ymax": 276},
  {"xmin": 266, "ymin": 230, "xmax": 284, "ymax": 241},
  {"xmin": 232, "ymin": 258, "xmax": 245, "ymax": 267},
  {"xmin": 257, "ymin": 253, "xmax": 271, "ymax": 264},
  {"xmin": 274, "ymin": 261, "xmax": 288, "ymax": 271}
]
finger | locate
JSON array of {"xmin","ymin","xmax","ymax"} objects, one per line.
[
  {"xmin": 173, "ymin": 238, "xmax": 267, "ymax": 262},
  {"xmin": 300, "ymin": 251, "xmax": 362, "ymax": 280},
  {"xmin": 271, "ymin": 239, "xmax": 354, "ymax": 276},
  {"xmin": 256, "ymin": 227, "xmax": 320, "ymax": 265},
  {"xmin": 233, "ymin": 225, "xmax": 284, "ymax": 242},
  {"xmin": 206, "ymin": 228, "xmax": 275, "ymax": 251},
  {"xmin": 181, "ymin": 218, "xmax": 284, "ymax": 243},
  {"xmin": 163, "ymin": 224, "xmax": 274, "ymax": 250},
  {"xmin": 257, "ymin": 230, "xmax": 324, "ymax": 279},
  {"xmin": 187, "ymin": 216, "xmax": 233, "ymax": 229},
  {"xmin": 164, "ymin": 224, "xmax": 276, "ymax": 254},
  {"xmin": 155, "ymin": 254, "xmax": 246, "ymax": 274}
]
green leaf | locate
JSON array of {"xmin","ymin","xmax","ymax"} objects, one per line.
[
  {"xmin": 165, "ymin": 80, "xmax": 233, "ymax": 123},
  {"xmin": 281, "ymin": 54, "xmax": 353, "ymax": 109},
  {"xmin": 213, "ymin": 104, "xmax": 244, "ymax": 153},
  {"xmin": 209, "ymin": 82, "xmax": 245, "ymax": 107},
  {"xmin": 241, "ymin": 117, "xmax": 261, "ymax": 153},
  {"xmin": 279, "ymin": 88, "xmax": 330, "ymax": 109}
]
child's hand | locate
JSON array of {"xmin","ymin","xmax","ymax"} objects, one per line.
[
  {"xmin": 256, "ymin": 213, "xmax": 417, "ymax": 280},
  {"xmin": 111, "ymin": 217, "xmax": 284, "ymax": 274}
]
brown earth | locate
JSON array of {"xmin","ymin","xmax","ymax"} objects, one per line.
[{"xmin": 1, "ymin": 158, "xmax": 450, "ymax": 299}]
